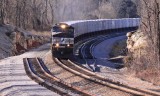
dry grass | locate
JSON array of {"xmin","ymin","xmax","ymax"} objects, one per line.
[
  {"xmin": 137, "ymin": 69, "xmax": 160, "ymax": 85},
  {"xmin": 127, "ymin": 47, "xmax": 160, "ymax": 86}
]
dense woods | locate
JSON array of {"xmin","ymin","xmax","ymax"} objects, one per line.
[
  {"xmin": 0, "ymin": 0, "xmax": 138, "ymax": 31},
  {"xmin": 0, "ymin": 0, "xmax": 54, "ymax": 30},
  {"xmin": 53, "ymin": 0, "xmax": 139, "ymax": 22}
]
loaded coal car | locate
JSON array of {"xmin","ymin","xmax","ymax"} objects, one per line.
[{"xmin": 51, "ymin": 23, "xmax": 74, "ymax": 58}]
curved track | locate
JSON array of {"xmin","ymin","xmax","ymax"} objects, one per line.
[
  {"xmin": 58, "ymin": 58, "xmax": 160, "ymax": 96},
  {"xmin": 23, "ymin": 58, "xmax": 92, "ymax": 96},
  {"xmin": 77, "ymin": 32, "xmax": 127, "ymax": 71},
  {"xmin": 69, "ymin": 32, "xmax": 160, "ymax": 96},
  {"xmin": 47, "ymin": 57, "xmax": 134, "ymax": 96},
  {"xmin": 24, "ymin": 57, "xmax": 135, "ymax": 96},
  {"xmin": 23, "ymin": 56, "xmax": 160, "ymax": 96},
  {"xmin": 23, "ymin": 31, "xmax": 160, "ymax": 96},
  {"xmin": 24, "ymin": 56, "xmax": 160, "ymax": 96}
]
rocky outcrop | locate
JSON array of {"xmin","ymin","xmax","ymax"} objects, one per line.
[
  {"xmin": 126, "ymin": 30, "xmax": 148, "ymax": 56},
  {"xmin": 126, "ymin": 30, "xmax": 160, "ymax": 85},
  {"xmin": 0, "ymin": 25, "xmax": 50, "ymax": 59}
]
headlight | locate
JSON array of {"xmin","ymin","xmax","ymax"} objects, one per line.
[
  {"xmin": 60, "ymin": 24, "xmax": 66, "ymax": 29},
  {"xmin": 67, "ymin": 44, "xmax": 70, "ymax": 47},
  {"xmin": 56, "ymin": 43, "xmax": 59, "ymax": 47}
]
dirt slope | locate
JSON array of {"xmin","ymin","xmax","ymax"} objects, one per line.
[{"xmin": 0, "ymin": 24, "xmax": 50, "ymax": 59}]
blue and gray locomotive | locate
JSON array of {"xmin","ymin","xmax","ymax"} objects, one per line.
[{"xmin": 51, "ymin": 23, "xmax": 74, "ymax": 57}]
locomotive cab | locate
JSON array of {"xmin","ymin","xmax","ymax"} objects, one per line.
[{"xmin": 51, "ymin": 23, "xmax": 74, "ymax": 58}]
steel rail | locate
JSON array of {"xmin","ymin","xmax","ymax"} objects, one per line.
[{"xmin": 23, "ymin": 58, "xmax": 93, "ymax": 96}]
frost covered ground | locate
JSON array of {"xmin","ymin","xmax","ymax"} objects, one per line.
[{"xmin": 0, "ymin": 43, "xmax": 59, "ymax": 96}]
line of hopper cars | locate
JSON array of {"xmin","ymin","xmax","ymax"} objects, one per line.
[{"xmin": 51, "ymin": 18, "xmax": 140, "ymax": 58}]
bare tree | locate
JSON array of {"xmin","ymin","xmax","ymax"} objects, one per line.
[
  {"xmin": 0, "ymin": 0, "xmax": 55, "ymax": 30},
  {"xmin": 127, "ymin": 0, "xmax": 160, "ymax": 84},
  {"xmin": 0, "ymin": 0, "xmax": 6, "ymax": 25},
  {"xmin": 141, "ymin": 0, "xmax": 160, "ymax": 70}
]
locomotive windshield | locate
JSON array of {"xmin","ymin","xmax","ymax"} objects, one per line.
[
  {"xmin": 52, "ymin": 25, "xmax": 74, "ymax": 38},
  {"xmin": 52, "ymin": 26, "xmax": 62, "ymax": 32}
]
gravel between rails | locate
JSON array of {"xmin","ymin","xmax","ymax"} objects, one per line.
[
  {"xmin": 26, "ymin": 58, "xmax": 87, "ymax": 96},
  {"xmin": 43, "ymin": 53, "xmax": 132, "ymax": 96}
]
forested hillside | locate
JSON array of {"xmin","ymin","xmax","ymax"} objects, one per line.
[
  {"xmin": 0, "ymin": 0, "xmax": 138, "ymax": 31},
  {"xmin": 53, "ymin": 0, "xmax": 139, "ymax": 22}
]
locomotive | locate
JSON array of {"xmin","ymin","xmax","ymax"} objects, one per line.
[{"xmin": 51, "ymin": 23, "xmax": 74, "ymax": 57}]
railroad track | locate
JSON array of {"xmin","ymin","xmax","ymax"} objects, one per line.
[
  {"xmin": 58, "ymin": 58, "xmax": 160, "ymax": 96},
  {"xmin": 23, "ymin": 58, "xmax": 92, "ymax": 96},
  {"xmin": 47, "ymin": 57, "xmax": 134, "ymax": 96},
  {"xmin": 24, "ymin": 57, "xmax": 133, "ymax": 96},
  {"xmin": 23, "ymin": 56, "xmax": 160, "ymax": 96},
  {"xmin": 70, "ymin": 33, "xmax": 160, "ymax": 96},
  {"xmin": 78, "ymin": 32, "xmax": 128, "ymax": 71}
]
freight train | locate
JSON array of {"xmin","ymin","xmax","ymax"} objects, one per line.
[{"xmin": 51, "ymin": 18, "xmax": 140, "ymax": 58}]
